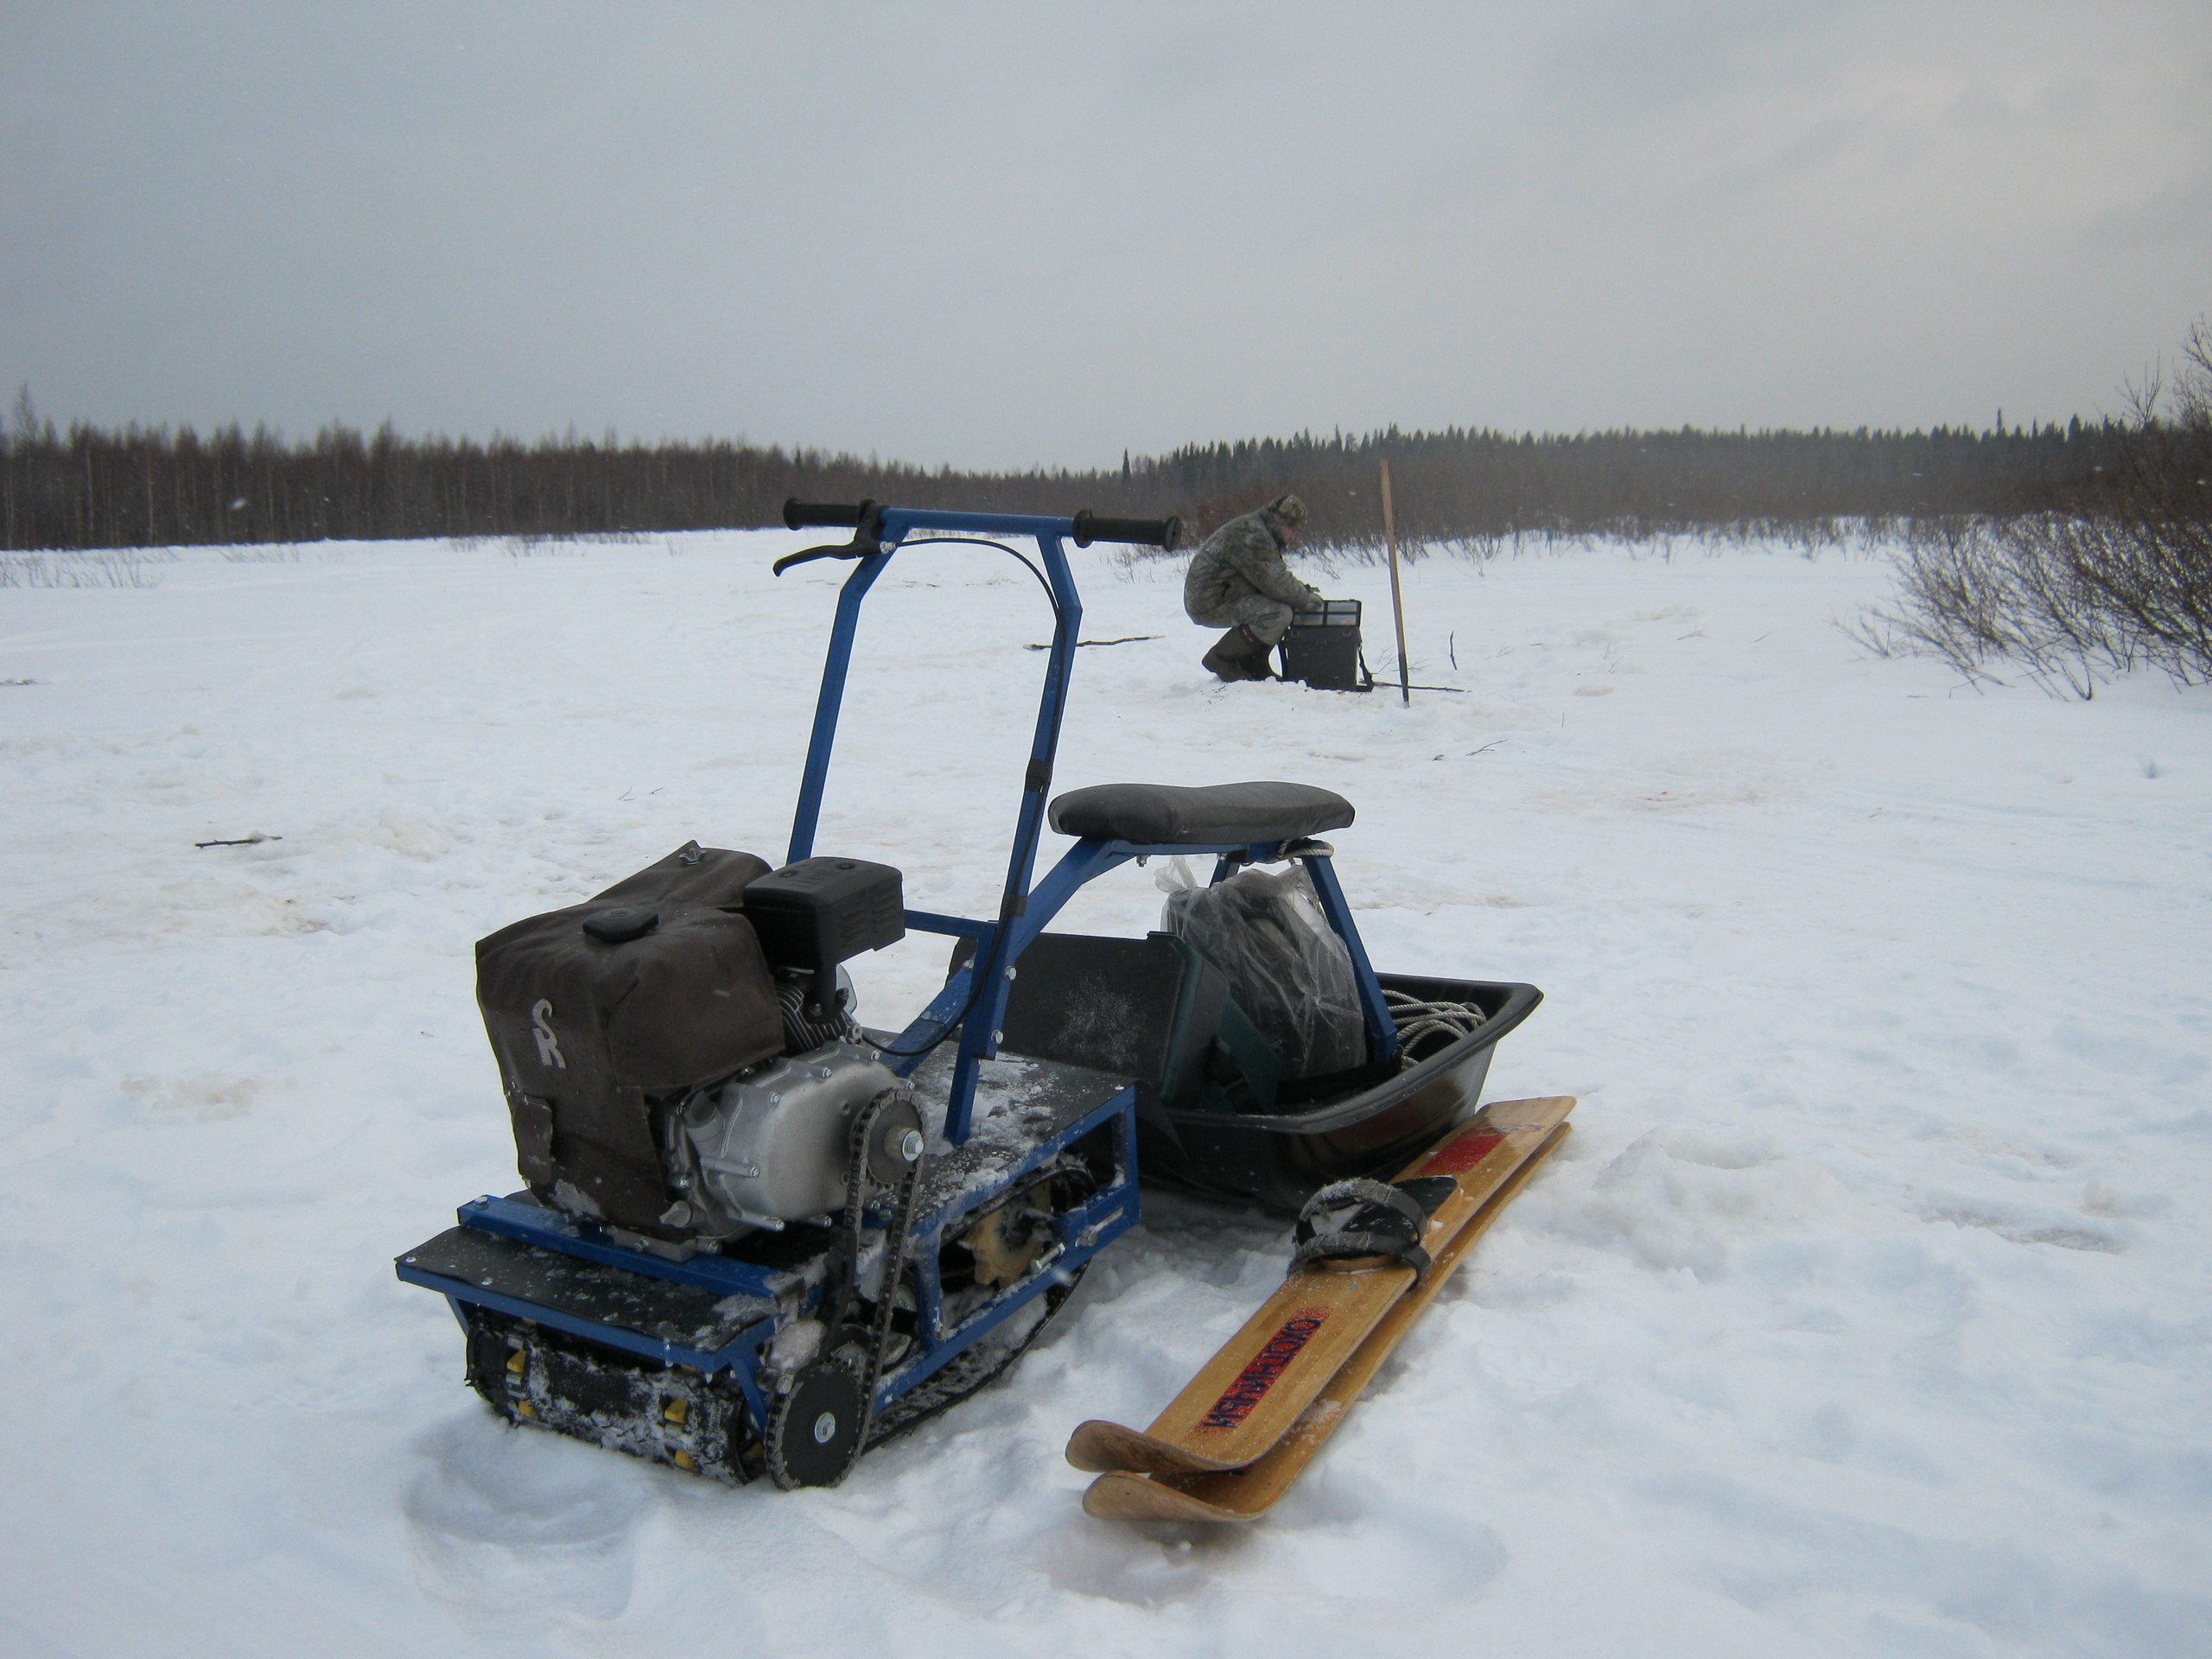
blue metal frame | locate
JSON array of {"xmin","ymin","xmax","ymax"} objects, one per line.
[
  {"xmin": 399, "ymin": 1084, "xmax": 1141, "ymax": 1426},
  {"xmin": 783, "ymin": 509, "xmax": 1085, "ymax": 1146},
  {"xmin": 779, "ymin": 506, "xmax": 1396, "ymax": 1143},
  {"xmin": 875, "ymin": 1084, "xmax": 1138, "ymax": 1407},
  {"xmin": 446, "ymin": 1193, "xmax": 788, "ymax": 1301},
  {"xmin": 397, "ymin": 1249, "xmax": 785, "ymax": 1431},
  {"xmin": 1299, "ymin": 852, "xmax": 1400, "ymax": 1064}
]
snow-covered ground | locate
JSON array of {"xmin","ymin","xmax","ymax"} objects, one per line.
[{"xmin": 3, "ymin": 531, "xmax": 2207, "ymax": 1658}]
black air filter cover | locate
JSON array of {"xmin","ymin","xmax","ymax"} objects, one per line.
[{"xmin": 744, "ymin": 856, "xmax": 906, "ymax": 976}]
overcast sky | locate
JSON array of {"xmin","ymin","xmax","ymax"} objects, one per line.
[{"xmin": 3, "ymin": 3, "xmax": 2207, "ymax": 469}]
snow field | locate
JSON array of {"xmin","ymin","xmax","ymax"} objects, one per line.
[{"xmin": 1, "ymin": 531, "xmax": 2206, "ymax": 1657}]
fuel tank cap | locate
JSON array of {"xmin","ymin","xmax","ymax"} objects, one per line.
[{"xmin": 582, "ymin": 906, "xmax": 660, "ymax": 944}]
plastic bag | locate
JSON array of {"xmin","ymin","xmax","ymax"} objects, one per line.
[{"xmin": 1159, "ymin": 862, "xmax": 1366, "ymax": 1079}]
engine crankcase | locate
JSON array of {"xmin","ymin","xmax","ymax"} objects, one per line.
[{"xmin": 683, "ymin": 1041, "xmax": 900, "ymax": 1225}]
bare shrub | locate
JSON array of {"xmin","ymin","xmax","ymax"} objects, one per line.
[
  {"xmin": 2064, "ymin": 321, "xmax": 2212, "ymax": 677},
  {"xmin": 1856, "ymin": 321, "xmax": 2212, "ymax": 695},
  {"xmin": 0, "ymin": 550, "xmax": 165, "ymax": 588},
  {"xmin": 1850, "ymin": 517, "xmax": 2122, "ymax": 696}
]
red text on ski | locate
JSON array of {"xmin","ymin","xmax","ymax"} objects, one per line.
[{"xmin": 1198, "ymin": 1310, "xmax": 1329, "ymax": 1431}]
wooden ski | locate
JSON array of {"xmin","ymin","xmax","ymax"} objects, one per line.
[
  {"xmin": 1082, "ymin": 1119, "xmax": 1567, "ymax": 1522},
  {"xmin": 1065, "ymin": 1096, "xmax": 1574, "ymax": 1478}
]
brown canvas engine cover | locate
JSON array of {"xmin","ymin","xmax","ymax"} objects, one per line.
[{"xmin": 474, "ymin": 843, "xmax": 783, "ymax": 1233}]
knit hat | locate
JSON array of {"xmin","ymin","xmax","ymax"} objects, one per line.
[{"xmin": 1268, "ymin": 494, "xmax": 1309, "ymax": 527}]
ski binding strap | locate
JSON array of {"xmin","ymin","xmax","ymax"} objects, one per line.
[{"xmin": 1290, "ymin": 1174, "xmax": 1452, "ymax": 1281}]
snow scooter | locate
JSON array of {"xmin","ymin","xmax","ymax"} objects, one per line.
[{"xmin": 396, "ymin": 499, "xmax": 1546, "ymax": 1490}]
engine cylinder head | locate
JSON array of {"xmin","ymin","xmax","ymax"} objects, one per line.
[{"xmin": 777, "ymin": 969, "xmax": 856, "ymax": 1055}]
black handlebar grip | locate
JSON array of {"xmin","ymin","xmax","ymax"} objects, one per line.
[
  {"xmin": 782, "ymin": 498, "xmax": 870, "ymax": 531},
  {"xmin": 1071, "ymin": 511, "xmax": 1184, "ymax": 550}
]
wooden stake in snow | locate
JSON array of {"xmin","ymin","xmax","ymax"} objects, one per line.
[{"xmin": 1380, "ymin": 460, "xmax": 1410, "ymax": 706}]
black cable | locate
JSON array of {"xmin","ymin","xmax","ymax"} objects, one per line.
[
  {"xmin": 892, "ymin": 533, "xmax": 1055, "ymax": 604},
  {"xmin": 871, "ymin": 963, "xmax": 992, "ymax": 1060}
]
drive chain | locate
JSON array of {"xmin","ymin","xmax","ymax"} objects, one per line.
[{"xmin": 841, "ymin": 1090, "xmax": 927, "ymax": 1451}]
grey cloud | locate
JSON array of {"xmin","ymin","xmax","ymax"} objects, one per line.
[{"xmin": 3, "ymin": 1, "xmax": 2207, "ymax": 467}]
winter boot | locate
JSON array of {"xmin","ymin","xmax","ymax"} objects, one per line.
[{"xmin": 1201, "ymin": 626, "xmax": 1274, "ymax": 683}]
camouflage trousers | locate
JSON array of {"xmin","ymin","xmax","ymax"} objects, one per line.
[{"xmin": 1185, "ymin": 588, "xmax": 1295, "ymax": 645}]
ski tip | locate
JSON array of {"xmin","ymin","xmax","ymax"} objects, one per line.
[
  {"xmin": 1065, "ymin": 1420, "xmax": 1133, "ymax": 1472},
  {"xmin": 1066, "ymin": 1420, "xmax": 1236, "ymax": 1476},
  {"xmin": 1082, "ymin": 1471, "xmax": 1251, "ymax": 1525}
]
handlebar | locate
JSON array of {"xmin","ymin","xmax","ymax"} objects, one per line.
[
  {"xmin": 783, "ymin": 498, "xmax": 874, "ymax": 531},
  {"xmin": 780, "ymin": 499, "xmax": 1182, "ymax": 550},
  {"xmin": 1071, "ymin": 511, "xmax": 1183, "ymax": 550}
]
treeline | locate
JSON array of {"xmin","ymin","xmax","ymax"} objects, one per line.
[
  {"xmin": 0, "ymin": 393, "xmax": 2137, "ymax": 554},
  {"xmin": 1148, "ymin": 420, "xmax": 2128, "ymax": 549}
]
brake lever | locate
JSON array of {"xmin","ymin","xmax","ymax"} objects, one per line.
[
  {"xmin": 772, "ymin": 540, "xmax": 878, "ymax": 575},
  {"xmin": 772, "ymin": 501, "xmax": 889, "ymax": 575}
]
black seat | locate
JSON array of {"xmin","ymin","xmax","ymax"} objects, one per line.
[{"xmin": 1046, "ymin": 781, "xmax": 1354, "ymax": 847}]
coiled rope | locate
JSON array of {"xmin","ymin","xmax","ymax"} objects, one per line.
[{"xmin": 1383, "ymin": 988, "xmax": 1490, "ymax": 1063}]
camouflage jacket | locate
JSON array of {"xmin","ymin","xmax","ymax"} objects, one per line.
[{"xmin": 1182, "ymin": 508, "xmax": 1323, "ymax": 618}]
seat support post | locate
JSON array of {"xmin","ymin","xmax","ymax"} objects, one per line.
[{"xmin": 1296, "ymin": 853, "xmax": 1400, "ymax": 1065}]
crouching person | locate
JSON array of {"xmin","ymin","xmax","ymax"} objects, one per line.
[{"xmin": 1184, "ymin": 494, "xmax": 1321, "ymax": 682}]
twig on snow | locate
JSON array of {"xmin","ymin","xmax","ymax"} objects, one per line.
[{"xmin": 1022, "ymin": 635, "xmax": 1163, "ymax": 650}]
